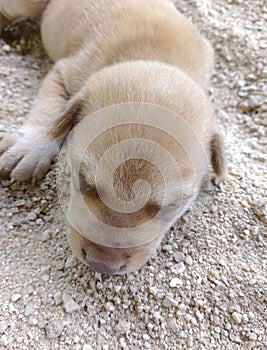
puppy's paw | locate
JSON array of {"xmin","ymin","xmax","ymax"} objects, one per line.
[{"xmin": 0, "ymin": 126, "xmax": 60, "ymax": 181}]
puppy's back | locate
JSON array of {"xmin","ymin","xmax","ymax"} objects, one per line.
[{"xmin": 42, "ymin": 0, "xmax": 213, "ymax": 88}]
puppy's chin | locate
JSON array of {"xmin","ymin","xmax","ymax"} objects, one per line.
[{"xmin": 67, "ymin": 226, "xmax": 163, "ymax": 274}]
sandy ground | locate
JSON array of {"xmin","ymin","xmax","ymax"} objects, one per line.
[{"xmin": 0, "ymin": 0, "xmax": 266, "ymax": 349}]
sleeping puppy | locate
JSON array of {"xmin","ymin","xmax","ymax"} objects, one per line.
[{"xmin": 0, "ymin": 0, "xmax": 226, "ymax": 274}]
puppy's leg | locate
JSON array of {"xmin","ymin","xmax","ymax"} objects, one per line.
[
  {"xmin": 0, "ymin": 59, "xmax": 76, "ymax": 181},
  {"xmin": 0, "ymin": 0, "xmax": 49, "ymax": 32}
]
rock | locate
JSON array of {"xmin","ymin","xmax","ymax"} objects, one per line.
[
  {"xmin": 162, "ymin": 245, "xmax": 172, "ymax": 253},
  {"xmin": 25, "ymin": 303, "xmax": 34, "ymax": 316},
  {"xmin": 27, "ymin": 212, "xmax": 37, "ymax": 221},
  {"xmin": 170, "ymin": 278, "xmax": 183, "ymax": 288},
  {"xmin": 25, "ymin": 200, "xmax": 33, "ymax": 209},
  {"xmin": 162, "ymin": 296, "xmax": 179, "ymax": 308},
  {"xmin": 11, "ymin": 293, "xmax": 22, "ymax": 302},
  {"xmin": 40, "ymin": 230, "xmax": 52, "ymax": 242},
  {"xmin": 2, "ymin": 44, "xmax": 11, "ymax": 52},
  {"xmin": 229, "ymin": 333, "xmax": 242, "ymax": 344},
  {"xmin": 0, "ymin": 334, "xmax": 8, "ymax": 346},
  {"xmin": 73, "ymin": 335, "xmax": 80, "ymax": 344},
  {"xmin": 114, "ymin": 285, "xmax": 122, "ymax": 293},
  {"xmin": 28, "ymin": 316, "xmax": 38, "ymax": 326},
  {"xmin": 167, "ymin": 318, "xmax": 178, "ymax": 332},
  {"xmin": 82, "ymin": 344, "xmax": 93, "ymax": 350},
  {"xmin": 239, "ymin": 96, "xmax": 261, "ymax": 113},
  {"xmin": 239, "ymin": 101, "xmax": 250, "ymax": 113},
  {"xmin": 41, "ymin": 274, "xmax": 49, "ymax": 282},
  {"xmin": 0, "ymin": 320, "xmax": 8, "ymax": 334},
  {"xmin": 249, "ymin": 332, "xmax": 257, "ymax": 341},
  {"xmin": 252, "ymin": 201, "xmax": 267, "ymax": 223},
  {"xmin": 54, "ymin": 292, "xmax": 63, "ymax": 306},
  {"xmin": 184, "ymin": 256, "xmax": 193, "ymax": 266},
  {"xmin": 171, "ymin": 262, "xmax": 186, "ymax": 274},
  {"xmin": 65, "ymin": 255, "xmax": 77, "ymax": 269},
  {"xmin": 173, "ymin": 252, "xmax": 185, "ymax": 263},
  {"xmin": 152, "ymin": 311, "xmax": 162, "ymax": 320},
  {"xmin": 144, "ymin": 341, "xmax": 151, "ymax": 349},
  {"xmin": 129, "ymin": 285, "xmax": 137, "ymax": 294},
  {"xmin": 38, "ymin": 319, "xmax": 46, "ymax": 330},
  {"xmin": 13, "ymin": 199, "xmax": 26, "ymax": 207},
  {"xmin": 104, "ymin": 302, "xmax": 115, "ymax": 312},
  {"xmin": 62, "ymin": 293, "xmax": 80, "ymax": 313},
  {"xmin": 0, "ymin": 124, "xmax": 6, "ymax": 132},
  {"xmin": 231, "ymin": 311, "xmax": 242, "ymax": 324},
  {"xmin": 45, "ymin": 319, "xmax": 64, "ymax": 339},
  {"xmin": 115, "ymin": 320, "xmax": 131, "ymax": 335}
]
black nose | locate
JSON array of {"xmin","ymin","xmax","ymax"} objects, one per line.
[{"xmin": 85, "ymin": 258, "xmax": 123, "ymax": 274}]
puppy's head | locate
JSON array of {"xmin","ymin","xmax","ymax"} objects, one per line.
[{"xmin": 53, "ymin": 62, "xmax": 227, "ymax": 274}]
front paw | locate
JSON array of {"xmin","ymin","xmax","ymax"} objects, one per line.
[{"xmin": 0, "ymin": 126, "xmax": 60, "ymax": 181}]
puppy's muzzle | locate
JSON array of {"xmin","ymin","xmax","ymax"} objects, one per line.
[{"xmin": 81, "ymin": 250, "xmax": 125, "ymax": 274}]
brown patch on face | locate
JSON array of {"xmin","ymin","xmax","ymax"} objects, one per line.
[
  {"xmin": 75, "ymin": 121, "xmax": 195, "ymax": 229},
  {"xmin": 81, "ymin": 189, "xmax": 161, "ymax": 229},
  {"xmin": 77, "ymin": 157, "xmax": 163, "ymax": 229}
]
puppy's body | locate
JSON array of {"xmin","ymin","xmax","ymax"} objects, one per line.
[
  {"xmin": 41, "ymin": 0, "xmax": 213, "ymax": 88},
  {"xmin": 0, "ymin": 0, "xmax": 226, "ymax": 274}
]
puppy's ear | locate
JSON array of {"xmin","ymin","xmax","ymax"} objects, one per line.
[
  {"xmin": 49, "ymin": 97, "xmax": 84, "ymax": 139},
  {"xmin": 210, "ymin": 132, "xmax": 227, "ymax": 179}
]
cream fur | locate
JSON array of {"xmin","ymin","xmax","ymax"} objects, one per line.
[{"xmin": 0, "ymin": 0, "xmax": 226, "ymax": 274}]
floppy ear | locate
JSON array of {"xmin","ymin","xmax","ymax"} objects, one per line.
[
  {"xmin": 49, "ymin": 97, "xmax": 84, "ymax": 139},
  {"xmin": 210, "ymin": 132, "xmax": 227, "ymax": 179}
]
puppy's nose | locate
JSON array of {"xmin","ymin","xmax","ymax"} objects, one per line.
[{"xmin": 86, "ymin": 259, "xmax": 123, "ymax": 274}]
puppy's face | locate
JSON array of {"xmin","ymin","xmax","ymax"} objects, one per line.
[
  {"xmin": 66, "ymin": 150, "xmax": 197, "ymax": 274},
  {"xmin": 53, "ymin": 62, "xmax": 226, "ymax": 274}
]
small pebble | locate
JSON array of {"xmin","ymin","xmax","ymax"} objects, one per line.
[
  {"xmin": 231, "ymin": 311, "xmax": 242, "ymax": 324},
  {"xmin": 170, "ymin": 278, "xmax": 183, "ymax": 288},
  {"xmin": 27, "ymin": 212, "xmax": 37, "ymax": 221},
  {"xmin": 171, "ymin": 262, "xmax": 185, "ymax": 274},
  {"xmin": 0, "ymin": 124, "xmax": 6, "ymax": 132},
  {"xmin": 25, "ymin": 303, "xmax": 34, "ymax": 317},
  {"xmin": 28, "ymin": 316, "xmax": 38, "ymax": 326},
  {"xmin": 45, "ymin": 319, "xmax": 64, "ymax": 339},
  {"xmin": 2, "ymin": 44, "xmax": 11, "ymax": 52},
  {"xmin": 114, "ymin": 285, "xmax": 122, "ymax": 293},
  {"xmin": 13, "ymin": 199, "xmax": 26, "ymax": 207},
  {"xmin": 115, "ymin": 320, "xmax": 131, "ymax": 335},
  {"xmin": 65, "ymin": 255, "xmax": 77, "ymax": 269},
  {"xmin": 73, "ymin": 335, "xmax": 80, "ymax": 344},
  {"xmin": 11, "ymin": 293, "xmax": 22, "ymax": 302},
  {"xmin": 173, "ymin": 252, "xmax": 185, "ymax": 263},
  {"xmin": 0, "ymin": 334, "xmax": 8, "ymax": 347},
  {"xmin": 54, "ymin": 292, "xmax": 63, "ymax": 306},
  {"xmin": 184, "ymin": 256, "xmax": 193, "ymax": 266},
  {"xmin": 104, "ymin": 302, "xmax": 115, "ymax": 312},
  {"xmin": 62, "ymin": 293, "xmax": 80, "ymax": 313},
  {"xmin": 249, "ymin": 332, "xmax": 257, "ymax": 341},
  {"xmin": 40, "ymin": 230, "xmax": 52, "ymax": 242},
  {"xmin": 0, "ymin": 320, "xmax": 8, "ymax": 334}
]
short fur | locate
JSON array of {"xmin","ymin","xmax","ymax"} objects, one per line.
[{"xmin": 0, "ymin": 0, "xmax": 226, "ymax": 274}]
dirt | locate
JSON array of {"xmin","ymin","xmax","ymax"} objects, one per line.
[{"xmin": 0, "ymin": 0, "xmax": 266, "ymax": 349}]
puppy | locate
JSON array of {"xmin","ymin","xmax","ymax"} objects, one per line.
[{"xmin": 0, "ymin": 0, "xmax": 226, "ymax": 274}]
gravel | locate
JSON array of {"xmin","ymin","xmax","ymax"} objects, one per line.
[{"xmin": 0, "ymin": 0, "xmax": 267, "ymax": 349}]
